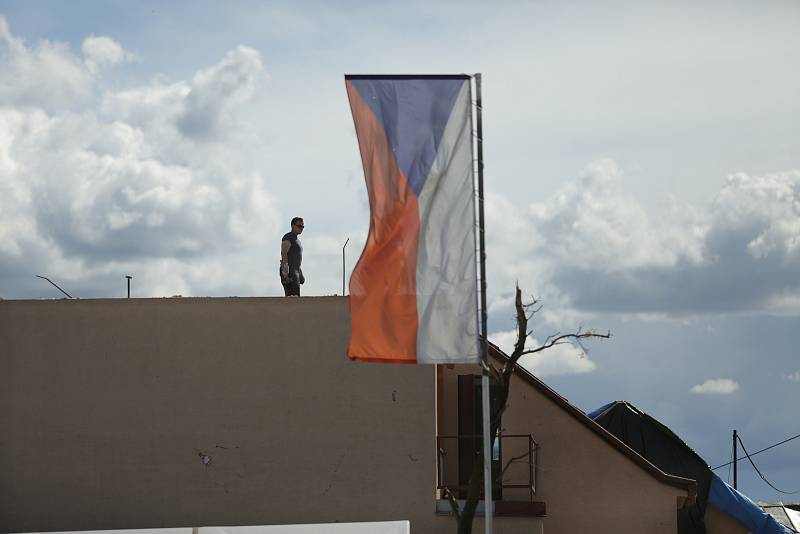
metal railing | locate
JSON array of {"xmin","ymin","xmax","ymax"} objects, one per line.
[{"xmin": 436, "ymin": 434, "xmax": 538, "ymax": 502}]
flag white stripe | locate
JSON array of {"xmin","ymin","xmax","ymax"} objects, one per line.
[{"xmin": 415, "ymin": 81, "xmax": 479, "ymax": 364}]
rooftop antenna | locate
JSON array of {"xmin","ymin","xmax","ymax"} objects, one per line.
[
  {"xmin": 35, "ymin": 275, "xmax": 73, "ymax": 299},
  {"xmin": 342, "ymin": 237, "xmax": 350, "ymax": 296},
  {"xmin": 126, "ymin": 275, "xmax": 133, "ymax": 298}
]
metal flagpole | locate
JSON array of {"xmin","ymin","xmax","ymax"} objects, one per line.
[{"xmin": 475, "ymin": 72, "xmax": 493, "ymax": 534}]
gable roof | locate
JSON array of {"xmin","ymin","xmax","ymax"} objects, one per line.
[{"xmin": 486, "ymin": 341, "xmax": 698, "ymax": 497}]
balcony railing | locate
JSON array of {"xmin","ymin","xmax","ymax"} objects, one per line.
[{"xmin": 436, "ymin": 434, "xmax": 538, "ymax": 503}]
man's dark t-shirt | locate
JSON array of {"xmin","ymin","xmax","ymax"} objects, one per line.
[{"xmin": 282, "ymin": 232, "xmax": 302, "ymax": 271}]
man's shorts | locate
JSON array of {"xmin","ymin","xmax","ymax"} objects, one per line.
[
  {"xmin": 279, "ymin": 266, "xmax": 301, "ymax": 296},
  {"xmin": 282, "ymin": 278, "xmax": 300, "ymax": 296}
]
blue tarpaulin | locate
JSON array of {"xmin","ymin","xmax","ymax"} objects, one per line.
[
  {"xmin": 588, "ymin": 401, "xmax": 794, "ymax": 534},
  {"xmin": 708, "ymin": 473, "xmax": 794, "ymax": 534}
]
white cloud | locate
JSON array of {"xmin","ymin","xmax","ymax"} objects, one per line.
[
  {"xmin": 485, "ymin": 162, "xmax": 800, "ymax": 321},
  {"xmin": 529, "ymin": 159, "xmax": 707, "ymax": 272},
  {"xmin": 690, "ymin": 378, "xmax": 740, "ymax": 395},
  {"xmin": 488, "ymin": 293, "xmax": 515, "ymax": 315},
  {"xmin": 0, "ymin": 17, "xmax": 279, "ymax": 299},
  {"xmin": 101, "ymin": 81, "xmax": 190, "ymax": 128},
  {"xmin": 0, "ymin": 15, "xmax": 92, "ymax": 111},
  {"xmin": 484, "ymin": 189, "xmax": 591, "ymax": 331},
  {"xmin": 82, "ymin": 35, "xmax": 134, "ymax": 73},
  {"xmin": 785, "ymin": 371, "xmax": 800, "ymax": 382},
  {"xmin": 712, "ymin": 170, "xmax": 800, "ymax": 260},
  {"xmin": 176, "ymin": 46, "xmax": 265, "ymax": 140},
  {"xmin": 489, "ymin": 330, "xmax": 597, "ymax": 378},
  {"xmin": 101, "ymin": 45, "xmax": 265, "ymax": 149},
  {"xmin": 2, "ymin": 105, "xmax": 276, "ymax": 260}
]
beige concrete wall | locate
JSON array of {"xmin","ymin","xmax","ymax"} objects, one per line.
[
  {"xmin": 1, "ymin": 297, "xmax": 452, "ymax": 533},
  {"xmin": 439, "ymin": 364, "xmax": 688, "ymax": 533},
  {"xmin": 705, "ymin": 503, "xmax": 748, "ymax": 534},
  {"xmin": 1, "ymin": 297, "xmax": 682, "ymax": 534}
]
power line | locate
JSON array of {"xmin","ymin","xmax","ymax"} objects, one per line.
[
  {"xmin": 736, "ymin": 434, "xmax": 800, "ymax": 495},
  {"xmin": 712, "ymin": 431, "xmax": 800, "ymax": 470}
]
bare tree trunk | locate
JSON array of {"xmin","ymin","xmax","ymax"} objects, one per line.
[
  {"xmin": 450, "ymin": 285, "xmax": 610, "ymax": 533},
  {"xmin": 457, "ymin": 455, "xmax": 484, "ymax": 534},
  {"xmin": 453, "ymin": 365, "xmax": 509, "ymax": 531}
]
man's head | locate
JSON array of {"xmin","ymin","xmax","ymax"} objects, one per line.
[{"xmin": 290, "ymin": 217, "xmax": 304, "ymax": 235}]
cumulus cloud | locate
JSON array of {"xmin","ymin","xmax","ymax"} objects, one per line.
[
  {"xmin": 101, "ymin": 81, "xmax": 189, "ymax": 130},
  {"xmin": 486, "ymin": 160, "xmax": 800, "ymax": 322},
  {"xmin": 690, "ymin": 378, "xmax": 740, "ymax": 395},
  {"xmin": 0, "ymin": 15, "xmax": 93, "ymax": 111},
  {"xmin": 0, "ymin": 18, "xmax": 278, "ymax": 299},
  {"xmin": 531, "ymin": 160, "xmax": 707, "ymax": 271},
  {"xmin": 82, "ymin": 35, "xmax": 135, "ymax": 73},
  {"xmin": 484, "ymin": 190, "xmax": 590, "ymax": 331},
  {"xmin": 100, "ymin": 45, "xmax": 264, "ymax": 148},
  {"xmin": 711, "ymin": 171, "xmax": 800, "ymax": 261},
  {"xmin": 489, "ymin": 330, "xmax": 597, "ymax": 377},
  {"xmin": 176, "ymin": 46, "xmax": 264, "ymax": 140},
  {"xmin": 786, "ymin": 371, "xmax": 800, "ymax": 382}
]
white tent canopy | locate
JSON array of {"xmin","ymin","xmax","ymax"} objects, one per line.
[{"xmin": 26, "ymin": 522, "xmax": 410, "ymax": 534}]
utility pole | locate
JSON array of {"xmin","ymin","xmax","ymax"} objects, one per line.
[
  {"xmin": 126, "ymin": 275, "xmax": 132, "ymax": 298},
  {"xmin": 733, "ymin": 429, "xmax": 738, "ymax": 490}
]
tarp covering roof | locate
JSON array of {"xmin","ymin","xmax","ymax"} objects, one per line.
[
  {"xmin": 758, "ymin": 502, "xmax": 800, "ymax": 532},
  {"xmin": 589, "ymin": 400, "xmax": 793, "ymax": 534},
  {"xmin": 708, "ymin": 476, "xmax": 796, "ymax": 533},
  {"xmin": 589, "ymin": 401, "xmax": 710, "ymax": 533}
]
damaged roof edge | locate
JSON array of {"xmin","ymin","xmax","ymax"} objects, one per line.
[{"xmin": 486, "ymin": 341, "xmax": 698, "ymax": 499}]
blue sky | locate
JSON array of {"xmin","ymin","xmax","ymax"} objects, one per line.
[{"xmin": 1, "ymin": 1, "xmax": 799, "ymax": 504}]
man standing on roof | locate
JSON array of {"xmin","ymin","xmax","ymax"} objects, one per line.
[{"xmin": 280, "ymin": 217, "xmax": 305, "ymax": 296}]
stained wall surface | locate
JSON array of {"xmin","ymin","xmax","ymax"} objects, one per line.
[
  {"xmin": 2, "ymin": 297, "xmax": 685, "ymax": 534},
  {"xmin": 438, "ymin": 363, "xmax": 691, "ymax": 533},
  {"xmin": 1, "ymin": 297, "xmax": 431, "ymax": 531}
]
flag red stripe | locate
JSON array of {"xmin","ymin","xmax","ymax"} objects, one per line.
[{"xmin": 345, "ymin": 81, "xmax": 419, "ymax": 363}]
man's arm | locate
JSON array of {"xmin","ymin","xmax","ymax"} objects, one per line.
[{"xmin": 280, "ymin": 240, "xmax": 291, "ymax": 279}]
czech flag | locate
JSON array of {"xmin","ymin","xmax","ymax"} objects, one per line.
[{"xmin": 345, "ymin": 75, "xmax": 480, "ymax": 364}]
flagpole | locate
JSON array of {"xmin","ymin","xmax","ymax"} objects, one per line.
[{"xmin": 475, "ymin": 72, "xmax": 493, "ymax": 534}]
